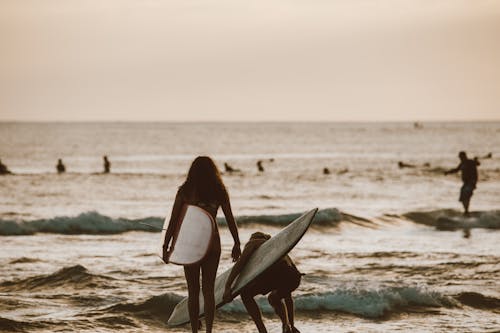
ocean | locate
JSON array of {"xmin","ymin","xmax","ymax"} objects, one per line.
[{"xmin": 1, "ymin": 122, "xmax": 499, "ymax": 332}]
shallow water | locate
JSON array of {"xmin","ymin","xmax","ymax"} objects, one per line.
[{"xmin": 1, "ymin": 122, "xmax": 499, "ymax": 332}]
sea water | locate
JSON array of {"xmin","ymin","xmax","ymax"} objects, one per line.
[{"xmin": 0, "ymin": 122, "xmax": 499, "ymax": 332}]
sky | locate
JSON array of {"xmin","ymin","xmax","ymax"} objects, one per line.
[{"xmin": 0, "ymin": 0, "xmax": 499, "ymax": 122}]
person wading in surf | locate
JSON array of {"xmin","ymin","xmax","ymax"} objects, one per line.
[
  {"xmin": 0, "ymin": 159, "xmax": 12, "ymax": 175},
  {"xmin": 56, "ymin": 158, "xmax": 66, "ymax": 174},
  {"xmin": 162, "ymin": 156, "xmax": 241, "ymax": 333},
  {"xmin": 103, "ymin": 155, "xmax": 111, "ymax": 173},
  {"xmin": 445, "ymin": 151, "xmax": 480, "ymax": 216},
  {"xmin": 223, "ymin": 232, "xmax": 302, "ymax": 333}
]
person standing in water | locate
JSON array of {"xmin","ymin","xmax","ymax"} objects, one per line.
[
  {"xmin": 257, "ymin": 160, "xmax": 264, "ymax": 172},
  {"xmin": 162, "ymin": 156, "xmax": 241, "ymax": 333},
  {"xmin": 0, "ymin": 159, "xmax": 12, "ymax": 175},
  {"xmin": 103, "ymin": 155, "xmax": 111, "ymax": 173},
  {"xmin": 445, "ymin": 151, "xmax": 480, "ymax": 216},
  {"xmin": 56, "ymin": 159, "xmax": 66, "ymax": 173},
  {"xmin": 224, "ymin": 162, "xmax": 241, "ymax": 173},
  {"xmin": 223, "ymin": 232, "xmax": 302, "ymax": 333}
]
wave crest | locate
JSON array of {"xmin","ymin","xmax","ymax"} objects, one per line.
[
  {"xmin": 0, "ymin": 265, "xmax": 113, "ymax": 291},
  {"xmin": 403, "ymin": 209, "xmax": 500, "ymax": 230},
  {"xmin": 108, "ymin": 293, "xmax": 183, "ymax": 321},
  {"xmin": 455, "ymin": 292, "xmax": 500, "ymax": 310},
  {"xmin": 0, "ymin": 317, "xmax": 46, "ymax": 332},
  {"xmin": 0, "ymin": 208, "xmax": 355, "ymax": 236}
]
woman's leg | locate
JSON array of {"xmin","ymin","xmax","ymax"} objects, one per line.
[
  {"xmin": 201, "ymin": 242, "xmax": 221, "ymax": 333},
  {"xmin": 184, "ymin": 264, "xmax": 201, "ymax": 333}
]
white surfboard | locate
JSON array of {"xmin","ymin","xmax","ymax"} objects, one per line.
[
  {"xmin": 159, "ymin": 205, "xmax": 214, "ymax": 265},
  {"xmin": 168, "ymin": 208, "xmax": 318, "ymax": 326}
]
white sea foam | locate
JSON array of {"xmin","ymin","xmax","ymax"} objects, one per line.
[{"xmin": 221, "ymin": 286, "xmax": 457, "ymax": 318}]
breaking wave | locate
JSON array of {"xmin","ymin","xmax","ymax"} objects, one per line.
[
  {"xmin": 455, "ymin": 292, "xmax": 500, "ymax": 310},
  {"xmin": 221, "ymin": 285, "xmax": 457, "ymax": 318},
  {"xmin": 0, "ymin": 265, "xmax": 114, "ymax": 291},
  {"xmin": 108, "ymin": 293, "xmax": 183, "ymax": 322},
  {"xmin": 0, "ymin": 208, "xmax": 361, "ymax": 236},
  {"xmin": 0, "ymin": 317, "xmax": 47, "ymax": 332},
  {"xmin": 110, "ymin": 285, "xmax": 490, "ymax": 320},
  {"xmin": 99, "ymin": 286, "xmax": 463, "ymax": 321},
  {"xmin": 0, "ymin": 212, "xmax": 160, "ymax": 236},
  {"xmin": 403, "ymin": 209, "xmax": 500, "ymax": 230}
]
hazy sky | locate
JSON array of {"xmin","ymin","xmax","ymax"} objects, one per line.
[{"xmin": 1, "ymin": 0, "xmax": 499, "ymax": 121}]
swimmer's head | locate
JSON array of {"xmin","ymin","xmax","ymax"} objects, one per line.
[{"xmin": 459, "ymin": 151, "xmax": 467, "ymax": 161}]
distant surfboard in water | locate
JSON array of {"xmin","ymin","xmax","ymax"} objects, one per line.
[
  {"xmin": 159, "ymin": 205, "xmax": 214, "ymax": 265},
  {"xmin": 168, "ymin": 208, "xmax": 318, "ymax": 326}
]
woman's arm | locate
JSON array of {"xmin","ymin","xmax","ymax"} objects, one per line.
[
  {"xmin": 162, "ymin": 189, "xmax": 184, "ymax": 262},
  {"xmin": 221, "ymin": 189, "xmax": 241, "ymax": 261}
]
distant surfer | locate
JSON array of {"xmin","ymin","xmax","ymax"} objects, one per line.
[
  {"xmin": 482, "ymin": 152, "xmax": 492, "ymax": 159},
  {"xmin": 323, "ymin": 167, "xmax": 330, "ymax": 175},
  {"xmin": 0, "ymin": 159, "xmax": 12, "ymax": 175},
  {"xmin": 103, "ymin": 155, "xmax": 111, "ymax": 173},
  {"xmin": 257, "ymin": 160, "xmax": 264, "ymax": 172},
  {"xmin": 162, "ymin": 156, "xmax": 241, "ymax": 333},
  {"xmin": 445, "ymin": 151, "xmax": 480, "ymax": 216},
  {"xmin": 56, "ymin": 159, "xmax": 66, "ymax": 174},
  {"xmin": 398, "ymin": 161, "xmax": 416, "ymax": 169},
  {"xmin": 224, "ymin": 162, "xmax": 240, "ymax": 173},
  {"xmin": 223, "ymin": 232, "xmax": 302, "ymax": 333},
  {"xmin": 337, "ymin": 168, "xmax": 349, "ymax": 175}
]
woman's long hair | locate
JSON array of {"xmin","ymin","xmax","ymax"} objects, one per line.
[{"xmin": 180, "ymin": 156, "xmax": 226, "ymax": 203}]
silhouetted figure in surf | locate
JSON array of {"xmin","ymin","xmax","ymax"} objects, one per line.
[
  {"xmin": 103, "ymin": 155, "xmax": 111, "ymax": 173},
  {"xmin": 482, "ymin": 152, "xmax": 492, "ymax": 159},
  {"xmin": 224, "ymin": 232, "xmax": 302, "ymax": 333},
  {"xmin": 398, "ymin": 161, "xmax": 416, "ymax": 169},
  {"xmin": 56, "ymin": 159, "xmax": 66, "ymax": 174},
  {"xmin": 445, "ymin": 151, "xmax": 480, "ymax": 216},
  {"xmin": 337, "ymin": 168, "xmax": 349, "ymax": 175},
  {"xmin": 0, "ymin": 159, "xmax": 12, "ymax": 175},
  {"xmin": 323, "ymin": 167, "xmax": 330, "ymax": 175},
  {"xmin": 257, "ymin": 160, "xmax": 264, "ymax": 172},
  {"xmin": 224, "ymin": 162, "xmax": 240, "ymax": 173},
  {"xmin": 163, "ymin": 156, "xmax": 240, "ymax": 333}
]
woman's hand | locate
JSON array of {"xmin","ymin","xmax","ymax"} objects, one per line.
[
  {"xmin": 231, "ymin": 243, "xmax": 241, "ymax": 262},
  {"xmin": 162, "ymin": 247, "xmax": 171, "ymax": 264}
]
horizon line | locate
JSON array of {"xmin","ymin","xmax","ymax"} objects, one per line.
[{"xmin": 1, "ymin": 119, "xmax": 500, "ymax": 124}]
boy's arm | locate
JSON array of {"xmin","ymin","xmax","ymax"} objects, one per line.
[
  {"xmin": 223, "ymin": 242, "xmax": 259, "ymax": 302},
  {"xmin": 445, "ymin": 163, "xmax": 461, "ymax": 175}
]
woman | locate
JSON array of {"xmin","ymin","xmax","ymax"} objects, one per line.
[{"xmin": 163, "ymin": 156, "xmax": 241, "ymax": 333}]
